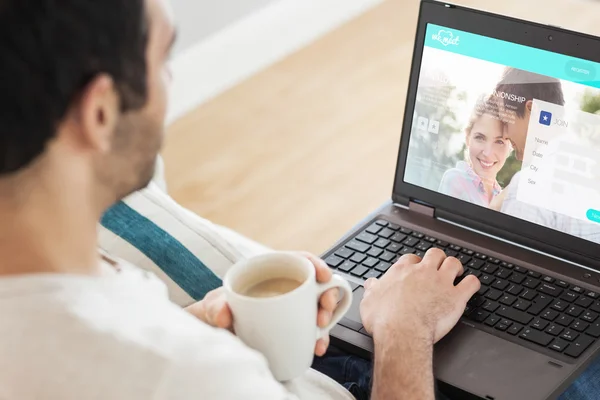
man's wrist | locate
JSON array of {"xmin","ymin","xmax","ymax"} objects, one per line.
[{"xmin": 372, "ymin": 320, "xmax": 434, "ymax": 346}]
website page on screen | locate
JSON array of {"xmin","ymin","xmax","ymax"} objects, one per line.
[{"xmin": 405, "ymin": 23, "xmax": 600, "ymax": 244}]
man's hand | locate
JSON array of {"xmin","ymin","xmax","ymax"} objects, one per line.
[
  {"xmin": 361, "ymin": 248, "xmax": 480, "ymax": 400},
  {"xmin": 361, "ymin": 248, "xmax": 480, "ymax": 343},
  {"xmin": 185, "ymin": 252, "xmax": 339, "ymax": 356}
]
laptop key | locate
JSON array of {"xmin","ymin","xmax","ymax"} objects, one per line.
[
  {"xmin": 546, "ymin": 324, "xmax": 564, "ymax": 336},
  {"xmin": 379, "ymin": 251, "xmax": 395, "ymax": 263},
  {"xmin": 514, "ymin": 299, "xmax": 532, "ymax": 311},
  {"xmin": 403, "ymin": 237, "xmax": 419, "ymax": 247},
  {"xmin": 362, "ymin": 257, "xmax": 379, "ymax": 268},
  {"xmin": 469, "ymin": 295, "xmax": 486, "ymax": 307},
  {"xmin": 445, "ymin": 250, "xmax": 458, "ymax": 258},
  {"xmin": 468, "ymin": 259, "xmax": 485, "ymax": 270},
  {"xmin": 490, "ymin": 258, "xmax": 501, "ymax": 265},
  {"xmin": 325, "ymin": 255, "xmax": 344, "ymax": 268},
  {"xmin": 400, "ymin": 247, "xmax": 415, "ymax": 256},
  {"xmin": 552, "ymin": 300, "xmax": 569, "ymax": 312},
  {"xmin": 350, "ymin": 265, "xmax": 369, "ymax": 277},
  {"xmin": 477, "ymin": 286, "xmax": 489, "ymax": 296},
  {"xmin": 364, "ymin": 270, "xmax": 382, "ymax": 280},
  {"xmin": 507, "ymin": 323, "xmax": 523, "ymax": 335},
  {"xmin": 497, "ymin": 306, "xmax": 533, "ymax": 325},
  {"xmin": 521, "ymin": 289, "xmax": 538, "ymax": 301},
  {"xmin": 375, "ymin": 220, "xmax": 388, "ymax": 227},
  {"xmin": 366, "ymin": 223, "xmax": 383, "ymax": 234},
  {"xmin": 415, "ymin": 250, "xmax": 425, "ymax": 258},
  {"xmin": 475, "ymin": 253, "xmax": 488, "ymax": 260},
  {"xmin": 484, "ymin": 315, "xmax": 500, "ymax": 327},
  {"xmin": 507, "ymin": 284, "xmax": 523, "ymax": 296},
  {"xmin": 586, "ymin": 323, "xmax": 600, "ymax": 338},
  {"xmin": 492, "ymin": 279, "xmax": 509, "ymax": 291},
  {"xmin": 541, "ymin": 309, "xmax": 560, "ymax": 321},
  {"xmin": 357, "ymin": 232, "xmax": 378, "ymax": 244},
  {"xmin": 575, "ymin": 296, "xmax": 593, "ymax": 308},
  {"xmin": 549, "ymin": 338, "xmax": 570, "ymax": 353},
  {"xmin": 561, "ymin": 291, "xmax": 578, "ymax": 303},
  {"xmin": 582, "ymin": 311, "xmax": 599, "ymax": 323},
  {"xmin": 400, "ymin": 227, "xmax": 412, "ymax": 235},
  {"xmin": 386, "ymin": 243, "xmax": 403, "ymax": 253},
  {"xmin": 462, "ymin": 249, "xmax": 475, "ymax": 256},
  {"xmin": 572, "ymin": 286, "xmax": 584, "ymax": 294},
  {"xmin": 556, "ymin": 280, "xmax": 569, "ymax": 288},
  {"xmin": 528, "ymin": 271, "xmax": 542, "ymax": 279},
  {"xmin": 539, "ymin": 283, "xmax": 563, "ymax": 297},
  {"xmin": 481, "ymin": 263, "xmax": 498, "ymax": 274},
  {"xmin": 374, "ymin": 262, "xmax": 392, "ymax": 273},
  {"xmin": 456, "ymin": 254, "xmax": 471, "ymax": 265},
  {"xmin": 378, "ymin": 228, "xmax": 395, "ymax": 239},
  {"xmin": 528, "ymin": 295, "xmax": 552, "ymax": 315},
  {"xmin": 509, "ymin": 273, "xmax": 526, "ymax": 284},
  {"xmin": 565, "ymin": 335, "xmax": 595, "ymax": 358},
  {"xmin": 514, "ymin": 266, "xmax": 528, "ymax": 274},
  {"xmin": 412, "ymin": 232, "xmax": 424, "ymax": 239},
  {"xmin": 500, "ymin": 261, "xmax": 513, "ymax": 269},
  {"xmin": 521, "ymin": 329, "xmax": 553, "ymax": 346},
  {"xmin": 561, "ymin": 330, "xmax": 579, "ymax": 342},
  {"xmin": 523, "ymin": 279, "xmax": 540, "ymax": 289},
  {"xmin": 338, "ymin": 261, "xmax": 356, "ymax": 273},
  {"xmin": 500, "ymin": 294, "xmax": 517, "ymax": 306},
  {"xmin": 486, "ymin": 289, "xmax": 503, "ymax": 301},
  {"xmin": 367, "ymin": 247, "xmax": 383, "ymax": 258},
  {"xmin": 556, "ymin": 315, "xmax": 574, "ymax": 327},
  {"xmin": 483, "ymin": 301, "xmax": 500, "ymax": 313},
  {"xmin": 567, "ymin": 305, "xmax": 585, "ymax": 318},
  {"xmin": 373, "ymin": 238, "xmax": 391, "ymax": 249},
  {"xmin": 532, "ymin": 318, "xmax": 549, "ymax": 330},
  {"xmin": 496, "ymin": 268, "xmax": 512, "ymax": 279},
  {"xmin": 570, "ymin": 320, "xmax": 590, "ymax": 332},
  {"xmin": 334, "ymin": 248, "xmax": 354, "ymax": 259},
  {"xmin": 436, "ymin": 240, "xmax": 449, "ymax": 247},
  {"xmin": 416, "ymin": 241, "xmax": 432, "ymax": 252},
  {"xmin": 587, "ymin": 291, "xmax": 599, "ymax": 299},
  {"xmin": 347, "ymin": 241, "xmax": 370, "ymax": 253},
  {"xmin": 591, "ymin": 302, "xmax": 600, "ymax": 313},
  {"xmin": 350, "ymin": 253, "xmax": 367, "ymax": 264},
  {"xmin": 496, "ymin": 323, "xmax": 509, "ymax": 332},
  {"xmin": 390, "ymin": 233, "xmax": 407, "ymax": 243},
  {"xmin": 387, "ymin": 223, "xmax": 400, "ymax": 231},
  {"xmin": 543, "ymin": 276, "xmax": 555, "ymax": 284},
  {"xmin": 480, "ymin": 274, "xmax": 494, "ymax": 286}
]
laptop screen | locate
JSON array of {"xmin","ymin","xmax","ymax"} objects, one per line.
[{"xmin": 404, "ymin": 23, "xmax": 600, "ymax": 245}]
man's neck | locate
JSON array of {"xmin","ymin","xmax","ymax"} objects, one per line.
[{"xmin": 0, "ymin": 165, "xmax": 105, "ymax": 277}]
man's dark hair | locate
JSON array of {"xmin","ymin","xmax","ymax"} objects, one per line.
[
  {"xmin": 0, "ymin": 0, "xmax": 149, "ymax": 175},
  {"xmin": 495, "ymin": 67, "xmax": 565, "ymax": 118}
]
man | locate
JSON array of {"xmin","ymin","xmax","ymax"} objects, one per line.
[
  {"xmin": 0, "ymin": 0, "xmax": 480, "ymax": 399},
  {"xmin": 491, "ymin": 67, "xmax": 600, "ymax": 244}
]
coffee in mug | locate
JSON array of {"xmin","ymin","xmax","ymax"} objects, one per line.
[
  {"xmin": 224, "ymin": 252, "xmax": 353, "ymax": 381},
  {"xmin": 241, "ymin": 277, "xmax": 303, "ymax": 298}
]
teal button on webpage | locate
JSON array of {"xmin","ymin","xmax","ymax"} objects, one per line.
[{"xmin": 587, "ymin": 209, "xmax": 600, "ymax": 223}]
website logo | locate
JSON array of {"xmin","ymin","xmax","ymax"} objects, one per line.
[
  {"xmin": 431, "ymin": 30, "xmax": 460, "ymax": 47},
  {"xmin": 539, "ymin": 111, "xmax": 552, "ymax": 126}
]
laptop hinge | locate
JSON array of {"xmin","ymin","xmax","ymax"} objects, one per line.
[{"xmin": 409, "ymin": 201, "xmax": 435, "ymax": 217}]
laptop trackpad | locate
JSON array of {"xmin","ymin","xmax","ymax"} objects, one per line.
[{"xmin": 435, "ymin": 323, "xmax": 574, "ymax": 400}]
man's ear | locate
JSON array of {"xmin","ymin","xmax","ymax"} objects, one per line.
[
  {"xmin": 525, "ymin": 100, "xmax": 534, "ymax": 114},
  {"xmin": 74, "ymin": 74, "xmax": 119, "ymax": 153}
]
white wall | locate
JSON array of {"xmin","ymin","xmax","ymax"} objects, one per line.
[{"xmin": 172, "ymin": 0, "xmax": 277, "ymax": 54}]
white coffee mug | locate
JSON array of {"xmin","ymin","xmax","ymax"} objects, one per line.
[{"xmin": 224, "ymin": 252, "xmax": 353, "ymax": 381}]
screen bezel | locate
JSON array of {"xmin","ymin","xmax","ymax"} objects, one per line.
[{"xmin": 393, "ymin": 0, "xmax": 600, "ymax": 269}]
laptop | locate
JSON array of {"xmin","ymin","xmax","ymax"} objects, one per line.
[{"xmin": 323, "ymin": 1, "xmax": 600, "ymax": 399}]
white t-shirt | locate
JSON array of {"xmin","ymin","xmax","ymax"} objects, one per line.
[{"xmin": 0, "ymin": 261, "xmax": 354, "ymax": 400}]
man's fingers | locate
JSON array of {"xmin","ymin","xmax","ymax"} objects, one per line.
[
  {"xmin": 396, "ymin": 253, "xmax": 422, "ymax": 267},
  {"xmin": 299, "ymin": 252, "xmax": 332, "ymax": 283},
  {"xmin": 455, "ymin": 275, "xmax": 481, "ymax": 303},
  {"xmin": 419, "ymin": 248, "xmax": 447, "ymax": 269},
  {"xmin": 317, "ymin": 307, "xmax": 332, "ymax": 328},
  {"xmin": 214, "ymin": 304, "xmax": 234, "ymax": 329},
  {"xmin": 315, "ymin": 336, "xmax": 330, "ymax": 357},
  {"xmin": 364, "ymin": 277, "xmax": 378, "ymax": 290},
  {"xmin": 439, "ymin": 256, "xmax": 464, "ymax": 279},
  {"xmin": 319, "ymin": 288, "xmax": 339, "ymax": 312}
]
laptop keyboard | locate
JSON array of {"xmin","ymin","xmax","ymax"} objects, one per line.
[{"xmin": 326, "ymin": 218, "xmax": 600, "ymax": 360}]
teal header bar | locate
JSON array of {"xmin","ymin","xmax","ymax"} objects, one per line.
[{"xmin": 425, "ymin": 24, "xmax": 600, "ymax": 89}]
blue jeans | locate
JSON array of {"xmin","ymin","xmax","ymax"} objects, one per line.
[{"xmin": 312, "ymin": 346, "xmax": 600, "ymax": 400}]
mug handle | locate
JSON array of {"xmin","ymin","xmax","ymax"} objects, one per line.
[{"xmin": 315, "ymin": 275, "xmax": 353, "ymax": 339}]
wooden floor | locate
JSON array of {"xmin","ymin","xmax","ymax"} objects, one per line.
[{"xmin": 163, "ymin": 0, "xmax": 600, "ymax": 254}]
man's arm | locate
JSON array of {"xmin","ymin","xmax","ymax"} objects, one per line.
[
  {"xmin": 371, "ymin": 328, "xmax": 434, "ymax": 400},
  {"xmin": 361, "ymin": 249, "xmax": 481, "ymax": 400}
]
